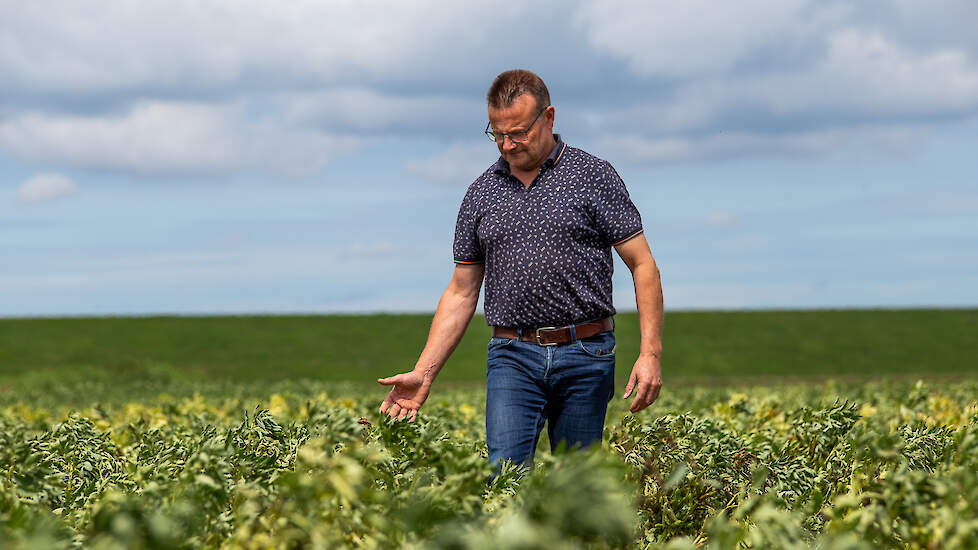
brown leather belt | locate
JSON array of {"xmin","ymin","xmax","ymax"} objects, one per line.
[{"xmin": 492, "ymin": 317, "xmax": 614, "ymax": 346}]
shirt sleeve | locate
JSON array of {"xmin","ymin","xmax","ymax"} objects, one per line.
[
  {"xmin": 453, "ymin": 182, "xmax": 484, "ymax": 264},
  {"xmin": 593, "ymin": 161, "xmax": 644, "ymax": 247}
]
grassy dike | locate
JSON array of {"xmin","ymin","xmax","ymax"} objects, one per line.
[{"xmin": 1, "ymin": 308, "xmax": 976, "ymax": 387}]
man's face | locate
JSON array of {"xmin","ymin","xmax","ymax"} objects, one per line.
[{"xmin": 487, "ymin": 94, "xmax": 555, "ymax": 173}]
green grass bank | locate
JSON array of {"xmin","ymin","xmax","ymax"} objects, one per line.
[{"xmin": 2, "ymin": 308, "xmax": 975, "ymax": 388}]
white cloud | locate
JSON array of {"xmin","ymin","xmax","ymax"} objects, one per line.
[
  {"xmin": 0, "ymin": 1, "xmax": 522, "ymax": 93},
  {"xmin": 404, "ymin": 143, "xmax": 497, "ymax": 185},
  {"xmin": 0, "ymin": 101, "xmax": 357, "ymax": 177},
  {"xmin": 571, "ymin": 0, "xmax": 978, "ymax": 163},
  {"xmin": 283, "ymin": 89, "xmax": 483, "ymax": 134},
  {"xmin": 754, "ymin": 28, "xmax": 978, "ymax": 116},
  {"xmin": 1, "ymin": 0, "xmax": 977, "ymax": 172},
  {"xmin": 0, "ymin": 243, "xmax": 443, "ymax": 296},
  {"xmin": 575, "ymin": 0, "xmax": 820, "ymax": 78},
  {"xmin": 581, "ymin": 22, "xmax": 978, "ymax": 130},
  {"xmin": 600, "ymin": 125, "xmax": 927, "ymax": 163},
  {"xmin": 17, "ymin": 173, "xmax": 76, "ymax": 203},
  {"xmin": 0, "ymin": 1, "xmax": 519, "ymax": 176},
  {"xmin": 707, "ymin": 212, "xmax": 738, "ymax": 228}
]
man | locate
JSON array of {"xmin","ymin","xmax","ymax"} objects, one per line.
[{"xmin": 378, "ymin": 69, "xmax": 663, "ymax": 468}]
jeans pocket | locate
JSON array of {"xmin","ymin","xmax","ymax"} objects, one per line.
[
  {"xmin": 488, "ymin": 337, "xmax": 515, "ymax": 350},
  {"xmin": 577, "ymin": 331, "xmax": 616, "ymax": 358}
]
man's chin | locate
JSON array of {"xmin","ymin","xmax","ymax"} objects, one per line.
[{"xmin": 504, "ymin": 154, "xmax": 530, "ymax": 170}]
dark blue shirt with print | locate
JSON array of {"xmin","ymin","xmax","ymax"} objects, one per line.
[{"xmin": 453, "ymin": 135, "xmax": 644, "ymax": 328}]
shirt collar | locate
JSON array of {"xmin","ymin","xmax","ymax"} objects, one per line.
[{"xmin": 492, "ymin": 134, "xmax": 566, "ymax": 176}]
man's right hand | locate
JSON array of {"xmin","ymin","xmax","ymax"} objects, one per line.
[
  {"xmin": 377, "ymin": 370, "xmax": 432, "ymax": 422},
  {"xmin": 376, "ymin": 264, "xmax": 482, "ymax": 423}
]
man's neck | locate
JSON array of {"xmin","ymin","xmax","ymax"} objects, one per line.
[{"xmin": 511, "ymin": 166, "xmax": 537, "ymax": 188}]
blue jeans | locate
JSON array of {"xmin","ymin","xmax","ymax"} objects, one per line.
[{"xmin": 486, "ymin": 330, "xmax": 616, "ymax": 469}]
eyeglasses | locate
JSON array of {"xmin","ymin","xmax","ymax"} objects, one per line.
[{"xmin": 485, "ymin": 105, "xmax": 550, "ymax": 143}]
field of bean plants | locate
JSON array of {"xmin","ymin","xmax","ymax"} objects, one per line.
[{"xmin": 3, "ymin": 375, "xmax": 977, "ymax": 549}]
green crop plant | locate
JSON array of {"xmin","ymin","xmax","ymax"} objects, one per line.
[{"xmin": 1, "ymin": 379, "xmax": 977, "ymax": 548}]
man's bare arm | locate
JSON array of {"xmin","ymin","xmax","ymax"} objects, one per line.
[
  {"xmin": 378, "ymin": 263, "xmax": 484, "ymax": 421},
  {"xmin": 614, "ymin": 234, "xmax": 663, "ymax": 413}
]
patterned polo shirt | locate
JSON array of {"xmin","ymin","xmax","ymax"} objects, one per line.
[{"xmin": 453, "ymin": 135, "xmax": 644, "ymax": 328}]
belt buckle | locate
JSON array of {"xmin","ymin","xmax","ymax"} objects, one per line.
[{"xmin": 536, "ymin": 326, "xmax": 560, "ymax": 346}]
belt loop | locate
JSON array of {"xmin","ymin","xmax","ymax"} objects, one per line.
[{"xmin": 568, "ymin": 323, "xmax": 577, "ymax": 342}]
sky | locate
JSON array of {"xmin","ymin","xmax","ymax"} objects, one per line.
[{"xmin": 1, "ymin": 0, "xmax": 976, "ymax": 318}]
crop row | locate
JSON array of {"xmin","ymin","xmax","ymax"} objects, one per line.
[{"xmin": 1, "ymin": 379, "xmax": 977, "ymax": 549}]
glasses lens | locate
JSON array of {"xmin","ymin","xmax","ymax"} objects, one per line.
[
  {"xmin": 485, "ymin": 129, "xmax": 531, "ymax": 143},
  {"xmin": 487, "ymin": 131, "xmax": 528, "ymax": 143}
]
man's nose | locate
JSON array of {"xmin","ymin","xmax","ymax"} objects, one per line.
[{"xmin": 501, "ymin": 136, "xmax": 518, "ymax": 151}]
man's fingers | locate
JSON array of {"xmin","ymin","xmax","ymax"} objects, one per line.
[
  {"xmin": 377, "ymin": 374, "xmax": 401, "ymax": 386},
  {"xmin": 628, "ymin": 382, "xmax": 643, "ymax": 412},
  {"xmin": 409, "ymin": 410, "xmax": 418, "ymax": 422},
  {"xmin": 379, "ymin": 393, "xmax": 393, "ymax": 414},
  {"xmin": 631, "ymin": 379, "xmax": 663, "ymax": 412},
  {"xmin": 648, "ymin": 379, "xmax": 662, "ymax": 405},
  {"xmin": 629, "ymin": 395, "xmax": 643, "ymax": 413},
  {"xmin": 623, "ymin": 371, "xmax": 637, "ymax": 399},
  {"xmin": 397, "ymin": 407, "xmax": 410, "ymax": 421},
  {"xmin": 638, "ymin": 384, "xmax": 653, "ymax": 410},
  {"xmin": 630, "ymin": 379, "xmax": 651, "ymax": 413},
  {"xmin": 387, "ymin": 403, "xmax": 401, "ymax": 419}
]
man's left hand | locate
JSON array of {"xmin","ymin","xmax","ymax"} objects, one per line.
[{"xmin": 623, "ymin": 354, "xmax": 662, "ymax": 413}]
